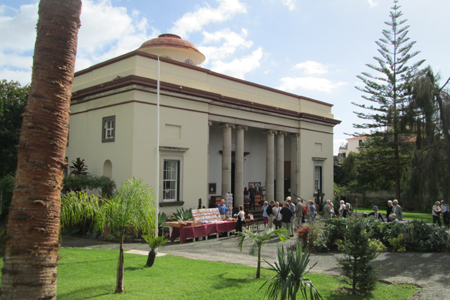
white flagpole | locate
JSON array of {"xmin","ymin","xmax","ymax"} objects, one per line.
[{"xmin": 156, "ymin": 56, "xmax": 160, "ymax": 239}]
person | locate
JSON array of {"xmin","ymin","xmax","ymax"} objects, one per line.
[
  {"xmin": 295, "ymin": 198, "xmax": 303, "ymax": 230},
  {"xmin": 432, "ymin": 201, "xmax": 442, "ymax": 227},
  {"xmin": 280, "ymin": 203, "xmax": 293, "ymax": 236},
  {"xmin": 273, "ymin": 202, "xmax": 282, "ymax": 229},
  {"xmin": 217, "ymin": 199, "xmax": 230, "ymax": 220},
  {"xmin": 368, "ymin": 206, "xmax": 384, "ymax": 222},
  {"xmin": 248, "ymin": 185, "xmax": 256, "ymax": 209},
  {"xmin": 386, "ymin": 200, "xmax": 393, "ymax": 221},
  {"xmin": 387, "ymin": 213, "xmax": 398, "ymax": 226},
  {"xmin": 392, "ymin": 199, "xmax": 403, "ymax": 221},
  {"xmin": 308, "ymin": 200, "xmax": 316, "ymax": 223},
  {"xmin": 339, "ymin": 200, "xmax": 345, "ymax": 218},
  {"xmin": 342, "ymin": 203, "xmax": 350, "ymax": 218},
  {"xmin": 302, "ymin": 200, "xmax": 307, "ymax": 224},
  {"xmin": 441, "ymin": 200, "xmax": 449, "ymax": 228},
  {"xmin": 267, "ymin": 201, "xmax": 275, "ymax": 228},
  {"xmin": 286, "ymin": 197, "xmax": 296, "ymax": 233},
  {"xmin": 234, "ymin": 205, "xmax": 245, "ymax": 233},
  {"xmin": 323, "ymin": 199, "xmax": 333, "ymax": 219},
  {"xmin": 243, "ymin": 187, "xmax": 250, "ymax": 210},
  {"xmin": 262, "ymin": 201, "xmax": 270, "ymax": 229}
]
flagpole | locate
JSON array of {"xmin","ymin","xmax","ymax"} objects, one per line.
[{"xmin": 156, "ymin": 56, "xmax": 160, "ymax": 239}]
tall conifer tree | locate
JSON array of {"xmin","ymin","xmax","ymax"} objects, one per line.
[{"xmin": 352, "ymin": 0, "xmax": 424, "ymax": 201}]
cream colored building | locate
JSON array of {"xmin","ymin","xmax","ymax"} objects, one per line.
[{"xmin": 67, "ymin": 34, "xmax": 340, "ymax": 214}]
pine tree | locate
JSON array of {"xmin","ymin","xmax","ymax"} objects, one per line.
[{"xmin": 352, "ymin": 0, "xmax": 424, "ymax": 201}]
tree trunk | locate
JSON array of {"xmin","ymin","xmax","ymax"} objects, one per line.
[
  {"xmin": 0, "ymin": 1, "xmax": 81, "ymax": 299},
  {"xmin": 256, "ymin": 247, "xmax": 261, "ymax": 279},
  {"xmin": 146, "ymin": 250, "xmax": 156, "ymax": 268},
  {"xmin": 115, "ymin": 237, "xmax": 125, "ymax": 293}
]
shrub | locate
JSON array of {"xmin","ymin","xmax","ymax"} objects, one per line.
[
  {"xmin": 323, "ymin": 218, "xmax": 347, "ymax": 250},
  {"xmin": 336, "ymin": 217, "xmax": 379, "ymax": 295},
  {"xmin": 62, "ymin": 174, "xmax": 116, "ymax": 197}
]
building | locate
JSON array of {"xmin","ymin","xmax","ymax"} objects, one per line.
[
  {"xmin": 337, "ymin": 136, "xmax": 367, "ymax": 161},
  {"xmin": 66, "ymin": 34, "xmax": 341, "ymax": 214}
]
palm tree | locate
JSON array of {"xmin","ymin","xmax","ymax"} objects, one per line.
[
  {"xmin": 60, "ymin": 191, "xmax": 101, "ymax": 235},
  {"xmin": 0, "ymin": 1, "xmax": 81, "ymax": 298},
  {"xmin": 94, "ymin": 178, "xmax": 156, "ymax": 293},
  {"xmin": 261, "ymin": 244, "xmax": 322, "ymax": 300},
  {"xmin": 235, "ymin": 227, "xmax": 289, "ymax": 279}
]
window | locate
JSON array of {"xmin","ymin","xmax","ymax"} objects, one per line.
[
  {"xmin": 314, "ymin": 166, "xmax": 322, "ymax": 193},
  {"xmin": 184, "ymin": 59, "xmax": 193, "ymax": 65},
  {"xmin": 163, "ymin": 160, "xmax": 180, "ymax": 201},
  {"xmin": 102, "ymin": 116, "xmax": 115, "ymax": 142},
  {"xmin": 359, "ymin": 139, "xmax": 363, "ymax": 146}
]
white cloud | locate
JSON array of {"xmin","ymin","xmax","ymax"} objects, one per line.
[
  {"xmin": 199, "ymin": 28, "xmax": 252, "ymax": 64},
  {"xmin": 281, "ymin": 0, "xmax": 297, "ymax": 11},
  {"xmin": 77, "ymin": 0, "xmax": 159, "ymax": 68},
  {"xmin": 278, "ymin": 76, "xmax": 347, "ymax": 93},
  {"xmin": 210, "ymin": 47, "xmax": 263, "ymax": 79},
  {"xmin": 169, "ymin": 0, "xmax": 247, "ymax": 39},
  {"xmin": 0, "ymin": 0, "xmax": 160, "ymax": 84},
  {"xmin": 367, "ymin": 0, "xmax": 378, "ymax": 8},
  {"xmin": 295, "ymin": 61, "xmax": 328, "ymax": 75}
]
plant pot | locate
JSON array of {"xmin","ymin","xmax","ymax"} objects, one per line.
[{"xmin": 146, "ymin": 250, "xmax": 156, "ymax": 267}]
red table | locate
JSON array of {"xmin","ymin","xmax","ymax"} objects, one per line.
[{"xmin": 170, "ymin": 221, "xmax": 237, "ymax": 244}]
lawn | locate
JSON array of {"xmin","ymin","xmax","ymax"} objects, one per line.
[
  {"xmin": 355, "ymin": 209, "xmax": 433, "ymax": 223},
  {"xmin": 39, "ymin": 248, "xmax": 419, "ymax": 299}
]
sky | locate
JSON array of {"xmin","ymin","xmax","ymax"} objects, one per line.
[{"xmin": 1, "ymin": 0, "xmax": 450, "ymax": 155}]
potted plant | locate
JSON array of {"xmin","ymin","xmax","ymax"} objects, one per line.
[{"xmin": 142, "ymin": 233, "xmax": 168, "ymax": 267}]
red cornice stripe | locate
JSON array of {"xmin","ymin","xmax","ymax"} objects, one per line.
[{"xmin": 71, "ymin": 74, "xmax": 341, "ymax": 126}]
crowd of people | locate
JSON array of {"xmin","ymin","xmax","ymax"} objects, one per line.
[{"xmin": 221, "ymin": 190, "xmax": 450, "ymax": 235}]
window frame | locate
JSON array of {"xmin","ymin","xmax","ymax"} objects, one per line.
[
  {"xmin": 162, "ymin": 159, "xmax": 180, "ymax": 201},
  {"xmin": 314, "ymin": 165, "xmax": 323, "ymax": 193},
  {"xmin": 102, "ymin": 115, "xmax": 116, "ymax": 143},
  {"xmin": 160, "ymin": 148, "xmax": 187, "ymax": 203}
]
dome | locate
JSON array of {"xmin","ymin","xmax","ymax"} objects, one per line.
[{"xmin": 138, "ymin": 34, "xmax": 206, "ymax": 66}]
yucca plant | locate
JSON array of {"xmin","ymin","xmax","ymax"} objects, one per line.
[
  {"xmin": 142, "ymin": 233, "xmax": 168, "ymax": 267},
  {"xmin": 235, "ymin": 227, "xmax": 289, "ymax": 278},
  {"xmin": 172, "ymin": 207, "xmax": 192, "ymax": 221},
  {"xmin": 261, "ymin": 244, "xmax": 322, "ymax": 300}
]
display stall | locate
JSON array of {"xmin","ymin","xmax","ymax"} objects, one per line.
[{"xmin": 163, "ymin": 208, "xmax": 237, "ymax": 244}]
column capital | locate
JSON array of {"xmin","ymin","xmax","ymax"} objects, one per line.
[
  {"xmin": 236, "ymin": 125, "xmax": 248, "ymax": 131},
  {"xmin": 277, "ymin": 131, "xmax": 288, "ymax": 136},
  {"xmin": 263, "ymin": 129, "xmax": 277, "ymax": 135},
  {"xmin": 208, "ymin": 120, "xmax": 213, "ymax": 126},
  {"xmin": 290, "ymin": 133, "xmax": 299, "ymax": 138},
  {"xmin": 220, "ymin": 123, "xmax": 235, "ymax": 129}
]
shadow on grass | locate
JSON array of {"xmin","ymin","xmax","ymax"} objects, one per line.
[
  {"xmin": 58, "ymin": 259, "xmax": 117, "ymax": 265},
  {"xmin": 124, "ymin": 266, "xmax": 145, "ymax": 271},
  {"xmin": 211, "ymin": 272, "xmax": 257, "ymax": 290},
  {"xmin": 58, "ymin": 284, "xmax": 112, "ymax": 299}
]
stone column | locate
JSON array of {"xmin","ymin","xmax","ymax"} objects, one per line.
[
  {"xmin": 276, "ymin": 132, "xmax": 286, "ymax": 202},
  {"xmin": 290, "ymin": 133, "xmax": 299, "ymax": 198},
  {"xmin": 265, "ymin": 130, "xmax": 275, "ymax": 203},
  {"xmin": 221, "ymin": 123, "xmax": 234, "ymax": 198},
  {"xmin": 234, "ymin": 125, "xmax": 247, "ymax": 208}
]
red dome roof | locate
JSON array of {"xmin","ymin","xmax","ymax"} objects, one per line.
[{"xmin": 139, "ymin": 34, "xmax": 204, "ymax": 56}]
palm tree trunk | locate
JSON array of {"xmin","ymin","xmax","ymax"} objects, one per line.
[
  {"xmin": 256, "ymin": 247, "xmax": 261, "ymax": 279},
  {"xmin": 115, "ymin": 236, "xmax": 125, "ymax": 293},
  {"xmin": 0, "ymin": 1, "xmax": 81, "ymax": 299}
]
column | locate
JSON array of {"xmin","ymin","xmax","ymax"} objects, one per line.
[
  {"xmin": 290, "ymin": 133, "xmax": 299, "ymax": 198},
  {"xmin": 234, "ymin": 125, "xmax": 247, "ymax": 207},
  {"xmin": 276, "ymin": 132, "xmax": 286, "ymax": 202},
  {"xmin": 221, "ymin": 123, "xmax": 234, "ymax": 198},
  {"xmin": 265, "ymin": 130, "xmax": 275, "ymax": 203}
]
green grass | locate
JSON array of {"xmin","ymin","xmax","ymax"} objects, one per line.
[
  {"xmin": 45, "ymin": 248, "xmax": 418, "ymax": 299},
  {"xmin": 355, "ymin": 209, "xmax": 433, "ymax": 223}
]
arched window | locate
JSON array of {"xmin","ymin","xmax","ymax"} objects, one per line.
[
  {"xmin": 184, "ymin": 59, "xmax": 193, "ymax": 65},
  {"xmin": 103, "ymin": 160, "xmax": 112, "ymax": 178}
]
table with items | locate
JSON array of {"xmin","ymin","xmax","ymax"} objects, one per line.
[{"xmin": 163, "ymin": 208, "xmax": 237, "ymax": 244}]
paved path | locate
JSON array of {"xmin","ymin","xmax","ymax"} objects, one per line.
[{"xmin": 61, "ymin": 235, "xmax": 450, "ymax": 299}]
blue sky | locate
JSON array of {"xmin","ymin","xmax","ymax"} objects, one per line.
[{"xmin": 1, "ymin": 0, "xmax": 450, "ymax": 154}]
